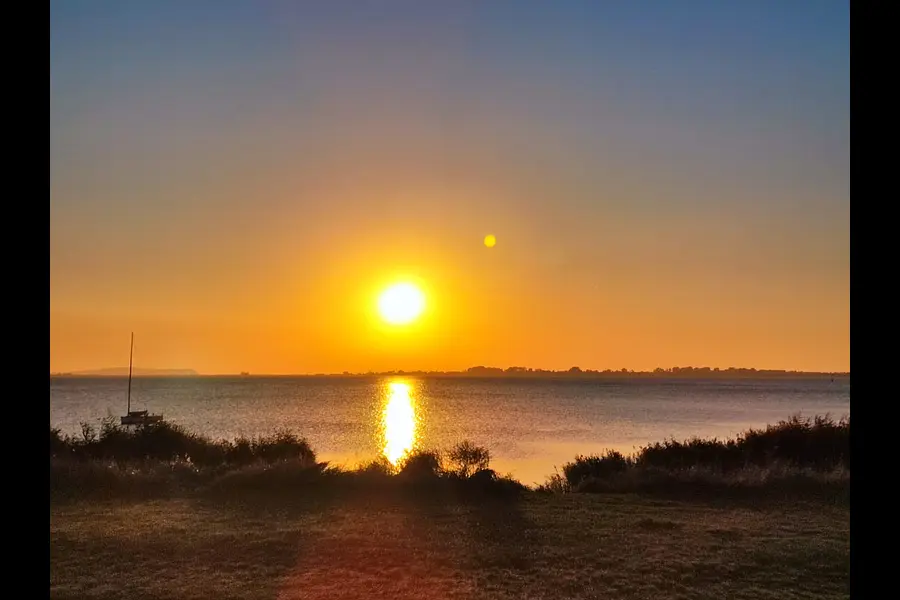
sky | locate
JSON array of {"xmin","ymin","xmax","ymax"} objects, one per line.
[{"xmin": 50, "ymin": 1, "xmax": 850, "ymax": 374}]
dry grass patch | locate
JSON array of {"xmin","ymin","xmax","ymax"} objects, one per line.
[{"xmin": 51, "ymin": 491, "xmax": 848, "ymax": 600}]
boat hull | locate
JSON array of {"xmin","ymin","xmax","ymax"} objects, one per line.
[{"xmin": 120, "ymin": 412, "xmax": 164, "ymax": 426}]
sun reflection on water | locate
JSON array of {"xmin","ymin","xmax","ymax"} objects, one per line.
[{"xmin": 382, "ymin": 381, "xmax": 417, "ymax": 466}]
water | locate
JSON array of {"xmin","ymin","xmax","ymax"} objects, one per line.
[{"xmin": 49, "ymin": 376, "xmax": 850, "ymax": 485}]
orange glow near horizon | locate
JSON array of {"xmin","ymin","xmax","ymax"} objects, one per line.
[
  {"xmin": 48, "ymin": 226, "xmax": 850, "ymax": 375},
  {"xmin": 47, "ymin": 230, "xmax": 850, "ymax": 375}
]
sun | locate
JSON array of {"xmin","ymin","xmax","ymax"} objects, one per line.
[{"xmin": 378, "ymin": 282, "xmax": 426, "ymax": 325}]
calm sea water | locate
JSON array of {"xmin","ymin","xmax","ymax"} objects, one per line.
[{"xmin": 49, "ymin": 376, "xmax": 850, "ymax": 484}]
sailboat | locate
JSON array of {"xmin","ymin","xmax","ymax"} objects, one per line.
[{"xmin": 120, "ymin": 333, "xmax": 164, "ymax": 426}]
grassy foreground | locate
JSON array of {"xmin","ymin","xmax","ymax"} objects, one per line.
[
  {"xmin": 50, "ymin": 415, "xmax": 849, "ymax": 599},
  {"xmin": 51, "ymin": 492, "xmax": 849, "ymax": 600}
]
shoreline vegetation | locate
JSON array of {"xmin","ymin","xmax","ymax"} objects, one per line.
[
  {"xmin": 52, "ymin": 415, "xmax": 850, "ymax": 598},
  {"xmin": 51, "ymin": 414, "xmax": 849, "ymax": 503},
  {"xmin": 51, "ymin": 366, "xmax": 849, "ymax": 378}
]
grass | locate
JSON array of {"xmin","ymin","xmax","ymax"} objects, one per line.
[
  {"xmin": 50, "ymin": 414, "xmax": 850, "ymax": 598},
  {"xmin": 50, "ymin": 492, "xmax": 849, "ymax": 599}
]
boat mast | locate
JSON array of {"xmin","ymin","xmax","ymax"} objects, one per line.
[{"xmin": 127, "ymin": 332, "xmax": 134, "ymax": 414}]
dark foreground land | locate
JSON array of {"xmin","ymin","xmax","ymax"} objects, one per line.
[
  {"xmin": 50, "ymin": 415, "xmax": 849, "ymax": 599},
  {"xmin": 51, "ymin": 488, "xmax": 848, "ymax": 600}
]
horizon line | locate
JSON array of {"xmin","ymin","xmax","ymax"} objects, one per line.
[{"xmin": 51, "ymin": 365, "xmax": 850, "ymax": 377}]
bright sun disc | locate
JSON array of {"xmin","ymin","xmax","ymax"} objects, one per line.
[{"xmin": 378, "ymin": 282, "xmax": 425, "ymax": 325}]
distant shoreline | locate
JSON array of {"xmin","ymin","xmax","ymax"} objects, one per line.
[
  {"xmin": 50, "ymin": 369, "xmax": 849, "ymax": 380},
  {"xmin": 52, "ymin": 368, "xmax": 199, "ymax": 377}
]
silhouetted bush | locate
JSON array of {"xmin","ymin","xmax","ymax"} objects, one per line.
[
  {"xmin": 251, "ymin": 429, "xmax": 316, "ymax": 465},
  {"xmin": 547, "ymin": 414, "xmax": 850, "ymax": 499},
  {"xmin": 50, "ymin": 427, "xmax": 67, "ymax": 457},
  {"xmin": 470, "ymin": 468, "xmax": 497, "ymax": 484},
  {"xmin": 50, "ymin": 413, "xmax": 847, "ymax": 502},
  {"xmin": 535, "ymin": 470, "xmax": 569, "ymax": 494},
  {"xmin": 455, "ymin": 468, "xmax": 527, "ymax": 499},
  {"xmin": 489, "ymin": 474, "xmax": 528, "ymax": 495},
  {"xmin": 744, "ymin": 414, "xmax": 848, "ymax": 469},
  {"xmin": 562, "ymin": 450, "xmax": 630, "ymax": 488},
  {"xmin": 356, "ymin": 457, "xmax": 394, "ymax": 477},
  {"xmin": 635, "ymin": 414, "xmax": 849, "ymax": 473},
  {"xmin": 225, "ymin": 436, "xmax": 254, "ymax": 464},
  {"xmin": 50, "ymin": 457, "xmax": 210, "ymax": 500},
  {"xmin": 49, "ymin": 419, "xmax": 315, "ymax": 467},
  {"xmin": 397, "ymin": 450, "xmax": 443, "ymax": 480},
  {"xmin": 637, "ymin": 437, "xmax": 744, "ymax": 473},
  {"xmin": 447, "ymin": 440, "xmax": 491, "ymax": 478},
  {"xmin": 131, "ymin": 420, "xmax": 223, "ymax": 464}
]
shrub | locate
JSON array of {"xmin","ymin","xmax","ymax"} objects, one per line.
[
  {"xmin": 562, "ymin": 450, "xmax": 630, "ymax": 488},
  {"xmin": 50, "ymin": 427, "xmax": 67, "ymax": 457},
  {"xmin": 49, "ymin": 421, "xmax": 317, "ymax": 468},
  {"xmin": 252, "ymin": 429, "xmax": 316, "ymax": 465},
  {"xmin": 131, "ymin": 421, "xmax": 223, "ymax": 464},
  {"xmin": 633, "ymin": 413, "xmax": 849, "ymax": 473},
  {"xmin": 226, "ymin": 436, "xmax": 254, "ymax": 464},
  {"xmin": 49, "ymin": 412, "xmax": 848, "ymax": 501},
  {"xmin": 461, "ymin": 469, "xmax": 527, "ymax": 498},
  {"xmin": 398, "ymin": 450, "xmax": 443, "ymax": 479},
  {"xmin": 536, "ymin": 470, "xmax": 570, "ymax": 494},
  {"xmin": 447, "ymin": 440, "xmax": 491, "ymax": 478},
  {"xmin": 356, "ymin": 457, "xmax": 394, "ymax": 477},
  {"xmin": 637, "ymin": 437, "xmax": 743, "ymax": 472},
  {"xmin": 470, "ymin": 468, "xmax": 497, "ymax": 484},
  {"xmin": 80, "ymin": 422, "xmax": 97, "ymax": 444}
]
